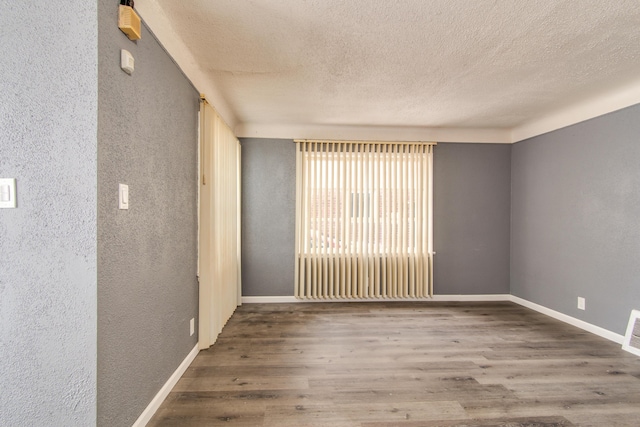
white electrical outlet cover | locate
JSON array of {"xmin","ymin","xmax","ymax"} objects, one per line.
[{"xmin": 578, "ymin": 297, "xmax": 586, "ymax": 310}]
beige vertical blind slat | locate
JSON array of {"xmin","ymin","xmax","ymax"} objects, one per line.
[
  {"xmin": 328, "ymin": 143, "xmax": 335, "ymax": 297},
  {"xmin": 341, "ymin": 144, "xmax": 348, "ymax": 298},
  {"xmin": 294, "ymin": 140, "xmax": 435, "ymax": 300},
  {"xmin": 391, "ymin": 148, "xmax": 398, "ymax": 298},
  {"xmin": 427, "ymin": 145, "xmax": 434, "ymax": 296},
  {"xmin": 198, "ymin": 101, "xmax": 241, "ymax": 349},
  {"xmin": 346, "ymin": 144, "xmax": 353, "ymax": 297},
  {"xmin": 323, "ymin": 144, "xmax": 329, "ymax": 298}
]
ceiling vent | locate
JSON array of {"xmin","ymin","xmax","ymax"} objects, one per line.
[{"xmin": 622, "ymin": 310, "xmax": 640, "ymax": 357}]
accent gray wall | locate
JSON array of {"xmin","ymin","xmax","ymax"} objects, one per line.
[
  {"xmin": 241, "ymin": 138, "xmax": 296, "ymax": 296},
  {"xmin": 97, "ymin": 1, "xmax": 200, "ymax": 425},
  {"xmin": 434, "ymin": 143, "xmax": 511, "ymax": 294},
  {"xmin": 511, "ymin": 104, "xmax": 640, "ymax": 335},
  {"xmin": 0, "ymin": 1, "xmax": 98, "ymax": 425},
  {"xmin": 240, "ymin": 139, "xmax": 511, "ymax": 296}
]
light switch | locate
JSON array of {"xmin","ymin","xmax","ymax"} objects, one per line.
[
  {"xmin": 119, "ymin": 183, "xmax": 129, "ymax": 210},
  {"xmin": 0, "ymin": 178, "xmax": 16, "ymax": 208},
  {"xmin": 121, "ymin": 49, "xmax": 135, "ymax": 75}
]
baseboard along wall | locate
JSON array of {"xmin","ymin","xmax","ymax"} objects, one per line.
[
  {"xmin": 509, "ymin": 295, "xmax": 625, "ymax": 344},
  {"xmin": 241, "ymin": 294, "xmax": 512, "ymax": 304},
  {"xmin": 136, "ymin": 294, "xmax": 625, "ymax": 426},
  {"xmin": 132, "ymin": 344, "xmax": 199, "ymax": 427},
  {"xmin": 241, "ymin": 294, "xmax": 624, "ymax": 344}
]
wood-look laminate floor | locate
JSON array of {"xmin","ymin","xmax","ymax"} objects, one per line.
[{"xmin": 148, "ymin": 302, "xmax": 640, "ymax": 427}]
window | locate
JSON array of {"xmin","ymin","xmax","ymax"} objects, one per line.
[{"xmin": 294, "ymin": 140, "xmax": 435, "ymax": 299}]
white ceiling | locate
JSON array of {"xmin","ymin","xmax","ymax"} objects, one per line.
[{"xmin": 137, "ymin": 0, "xmax": 640, "ymax": 143}]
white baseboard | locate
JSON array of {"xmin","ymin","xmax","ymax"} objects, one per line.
[
  {"xmin": 242, "ymin": 296, "xmax": 299, "ymax": 303},
  {"xmin": 132, "ymin": 344, "xmax": 199, "ymax": 427},
  {"xmin": 509, "ymin": 295, "xmax": 624, "ymax": 344},
  {"xmin": 129, "ymin": 296, "xmax": 624, "ymax": 427},
  {"xmin": 241, "ymin": 294, "xmax": 511, "ymax": 304},
  {"xmin": 432, "ymin": 294, "xmax": 511, "ymax": 302},
  {"xmin": 241, "ymin": 294, "xmax": 624, "ymax": 345}
]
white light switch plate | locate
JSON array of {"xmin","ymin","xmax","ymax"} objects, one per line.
[
  {"xmin": 119, "ymin": 184, "xmax": 129, "ymax": 210},
  {"xmin": 0, "ymin": 178, "xmax": 17, "ymax": 208},
  {"xmin": 121, "ymin": 49, "xmax": 135, "ymax": 74}
]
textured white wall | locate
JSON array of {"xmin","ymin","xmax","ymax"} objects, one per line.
[{"xmin": 0, "ymin": 1, "xmax": 98, "ymax": 425}]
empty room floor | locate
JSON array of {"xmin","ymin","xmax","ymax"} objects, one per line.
[{"xmin": 148, "ymin": 302, "xmax": 640, "ymax": 426}]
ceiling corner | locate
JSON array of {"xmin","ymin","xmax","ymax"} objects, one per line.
[
  {"xmin": 511, "ymin": 77, "xmax": 640, "ymax": 143},
  {"xmin": 136, "ymin": 0, "xmax": 239, "ymax": 129}
]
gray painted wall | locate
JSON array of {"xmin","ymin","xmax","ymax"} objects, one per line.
[
  {"xmin": 97, "ymin": 1, "xmax": 200, "ymax": 425},
  {"xmin": 434, "ymin": 143, "xmax": 511, "ymax": 294},
  {"xmin": 0, "ymin": 1, "xmax": 98, "ymax": 425},
  {"xmin": 511, "ymin": 104, "xmax": 640, "ymax": 335},
  {"xmin": 240, "ymin": 139, "xmax": 511, "ymax": 296},
  {"xmin": 241, "ymin": 138, "xmax": 296, "ymax": 296}
]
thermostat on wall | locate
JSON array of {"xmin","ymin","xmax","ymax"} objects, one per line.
[{"xmin": 121, "ymin": 49, "xmax": 134, "ymax": 75}]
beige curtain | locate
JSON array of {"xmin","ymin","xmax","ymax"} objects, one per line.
[
  {"xmin": 199, "ymin": 100, "xmax": 242, "ymax": 349},
  {"xmin": 294, "ymin": 140, "xmax": 435, "ymax": 299}
]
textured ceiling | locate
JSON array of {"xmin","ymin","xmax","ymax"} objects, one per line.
[{"xmin": 139, "ymin": 0, "xmax": 640, "ymax": 142}]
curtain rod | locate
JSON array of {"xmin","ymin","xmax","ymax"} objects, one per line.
[{"xmin": 294, "ymin": 139, "xmax": 437, "ymax": 146}]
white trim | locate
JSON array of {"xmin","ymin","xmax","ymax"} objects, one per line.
[
  {"xmin": 241, "ymin": 294, "xmax": 510, "ymax": 304},
  {"xmin": 237, "ymin": 83, "xmax": 640, "ymax": 144},
  {"xmin": 242, "ymin": 296, "xmax": 299, "ymax": 304},
  {"xmin": 132, "ymin": 344, "xmax": 199, "ymax": 427},
  {"xmin": 431, "ymin": 294, "xmax": 511, "ymax": 302},
  {"xmin": 232, "ymin": 81, "xmax": 640, "ymax": 144},
  {"xmin": 235, "ymin": 123, "xmax": 512, "ymax": 144},
  {"xmin": 511, "ymin": 77, "xmax": 640, "ymax": 142},
  {"xmin": 622, "ymin": 309, "xmax": 640, "ymax": 357},
  {"xmin": 509, "ymin": 295, "xmax": 625, "ymax": 345}
]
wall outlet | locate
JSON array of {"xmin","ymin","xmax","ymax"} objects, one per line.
[
  {"xmin": 190, "ymin": 318, "xmax": 195, "ymax": 336},
  {"xmin": 577, "ymin": 297, "xmax": 586, "ymax": 310}
]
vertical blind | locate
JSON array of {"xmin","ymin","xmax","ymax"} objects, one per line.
[
  {"xmin": 198, "ymin": 100, "xmax": 241, "ymax": 349},
  {"xmin": 294, "ymin": 140, "xmax": 435, "ymax": 300}
]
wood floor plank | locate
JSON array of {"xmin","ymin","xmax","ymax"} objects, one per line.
[
  {"xmin": 361, "ymin": 416, "xmax": 576, "ymax": 427},
  {"xmin": 148, "ymin": 301, "xmax": 640, "ymax": 426},
  {"xmin": 262, "ymin": 400, "xmax": 467, "ymax": 427},
  {"xmin": 173, "ymin": 375, "xmax": 310, "ymax": 392}
]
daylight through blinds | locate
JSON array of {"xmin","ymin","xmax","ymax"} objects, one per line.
[{"xmin": 294, "ymin": 140, "xmax": 435, "ymax": 299}]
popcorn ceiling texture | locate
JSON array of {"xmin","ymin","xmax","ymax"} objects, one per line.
[
  {"xmin": 148, "ymin": 0, "xmax": 640, "ymax": 131},
  {"xmin": 0, "ymin": 1, "xmax": 98, "ymax": 426}
]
